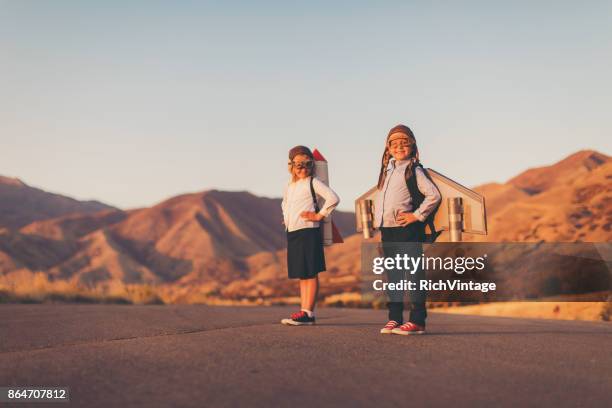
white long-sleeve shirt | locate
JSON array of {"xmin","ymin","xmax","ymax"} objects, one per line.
[
  {"xmin": 282, "ymin": 176, "xmax": 340, "ymax": 232},
  {"xmin": 374, "ymin": 159, "xmax": 441, "ymax": 228}
]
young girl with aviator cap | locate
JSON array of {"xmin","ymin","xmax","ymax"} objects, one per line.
[
  {"xmin": 280, "ymin": 145, "xmax": 340, "ymax": 326},
  {"xmin": 375, "ymin": 124, "xmax": 441, "ymax": 335}
]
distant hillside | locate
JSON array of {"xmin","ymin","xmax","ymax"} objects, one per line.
[
  {"xmin": 0, "ymin": 189, "xmax": 356, "ymax": 295},
  {"xmin": 507, "ymin": 150, "xmax": 608, "ymax": 195},
  {"xmin": 0, "ymin": 175, "xmax": 117, "ymax": 230},
  {"xmin": 472, "ymin": 150, "xmax": 611, "ymax": 241},
  {"xmin": 0, "ymin": 150, "xmax": 609, "ymax": 304}
]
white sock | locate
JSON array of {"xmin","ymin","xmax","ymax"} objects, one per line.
[{"xmin": 301, "ymin": 309, "xmax": 313, "ymax": 317}]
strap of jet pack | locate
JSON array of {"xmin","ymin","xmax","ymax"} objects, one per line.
[
  {"xmin": 407, "ymin": 164, "xmax": 441, "ymax": 243},
  {"xmin": 309, "ymin": 176, "xmax": 320, "ymax": 213}
]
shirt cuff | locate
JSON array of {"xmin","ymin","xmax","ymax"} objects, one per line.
[{"xmin": 413, "ymin": 210, "xmax": 426, "ymax": 222}]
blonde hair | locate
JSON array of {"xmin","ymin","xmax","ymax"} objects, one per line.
[{"xmin": 288, "ymin": 145, "xmax": 315, "ymax": 182}]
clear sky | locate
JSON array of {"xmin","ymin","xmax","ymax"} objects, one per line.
[{"xmin": 2, "ymin": 1, "xmax": 611, "ymax": 211}]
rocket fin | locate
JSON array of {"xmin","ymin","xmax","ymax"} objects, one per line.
[{"xmin": 331, "ymin": 221, "xmax": 343, "ymax": 243}]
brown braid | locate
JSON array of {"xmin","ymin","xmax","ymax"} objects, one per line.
[
  {"xmin": 403, "ymin": 148, "xmax": 420, "ymax": 182},
  {"xmin": 376, "ymin": 147, "xmax": 392, "ymax": 189},
  {"xmin": 377, "ymin": 125, "xmax": 420, "ymax": 190}
]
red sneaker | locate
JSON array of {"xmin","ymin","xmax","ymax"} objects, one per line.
[
  {"xmin": 392, "ymin": 322, "xmax": 425, "ymax": 335},
  {"xmin": 281, "ymin": 311, "xmax": 316, "ymax": 326},
  {"xmin": 380, "ymin": 320, "xmax": 401, "ymax": 334}
]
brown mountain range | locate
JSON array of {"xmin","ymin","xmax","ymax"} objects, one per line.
[
  {"xmin": 473, "ymin": 150, "xmax": 610, "ymax": 242},
  {"xmin": 0, "ymin": 188, "xmax": 356, "ymax": 301},
  {"xmin": 0, "ymin": 150, "xmax": 610, "ymax": 303},
  {"xmin": 0, "ymin": 176, "xmax": 116, "ymax": 231}
]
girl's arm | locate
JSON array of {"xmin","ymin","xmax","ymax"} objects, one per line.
[
  {"xmin": 413, "ymin": 167, "xmax": 442, "ymax": 222},
  {"xmin": 301, "ymin": 177, "xmax": 340, "ymax": 221},
  {"xmin": 281, "ymin": 184, "xmax": 288, "ymax": 225},
  {"xmin": 312, "ymin": 177, "xmax": 340, "ymax": 217}
]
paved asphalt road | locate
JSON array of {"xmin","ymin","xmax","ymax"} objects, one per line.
[{"xmin": 0, "ymin": 304, "xmax": 611, "ymax": 407}]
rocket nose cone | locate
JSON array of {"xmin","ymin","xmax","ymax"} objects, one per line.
[{"xmin": 312, "ymin": 149, "xmax": 327, "ymax": 162}]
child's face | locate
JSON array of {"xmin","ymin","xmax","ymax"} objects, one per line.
[
  {"xmin": 290, "ymin": 154, "xmax": 313, "ymax": 179},
  {"xmin": 388, "ymin": 138, "xmax": 412, "ymax": 161}
]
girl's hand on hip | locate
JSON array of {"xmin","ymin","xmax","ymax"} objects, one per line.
[
  {"xmin": 300, "ymin": 211, "xmax": 324, "ymax": 222},
  {"xmin": 396, "ymin": 211, "xmax": 418, "ymax": 226}
]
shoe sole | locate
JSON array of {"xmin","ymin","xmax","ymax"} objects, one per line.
[
  {"xmin": 380, "ymin": 328, "xmax": 395, "ymax": 334},
  {"xmin": 391, "ymin": 329, "xmax": 425, "ymax": 335},
  {"xmin": 281, "ymin": 319, "xmax": 315, "ymax": 326}
]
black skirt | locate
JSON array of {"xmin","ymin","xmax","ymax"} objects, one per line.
[{"xmin": 287, "ymin": 227, "xmax": 326, "ymax": 279}]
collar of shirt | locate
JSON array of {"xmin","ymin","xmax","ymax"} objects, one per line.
[{"xmin": 387, "ymin": 158, "xmax": 411, "ymax": 171}]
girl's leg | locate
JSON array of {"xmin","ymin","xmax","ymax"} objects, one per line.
[
  {"xmin": 381, "ymin": 228, "xmax": 405, "ymax": 323},
  {"xmin": 406, "ymin": 225, "xmax": 427, "ymax": 327},
  {"xmin": 300, "ymin": 279, "xmax": 307, "ymax": 310},
  {"xmin": 301, "ymin": 276, "xmax": 319, "ymax": 311},
  {"xmin": 309, "ymin": 275, "xmax": 319, "ymax": 311}
]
